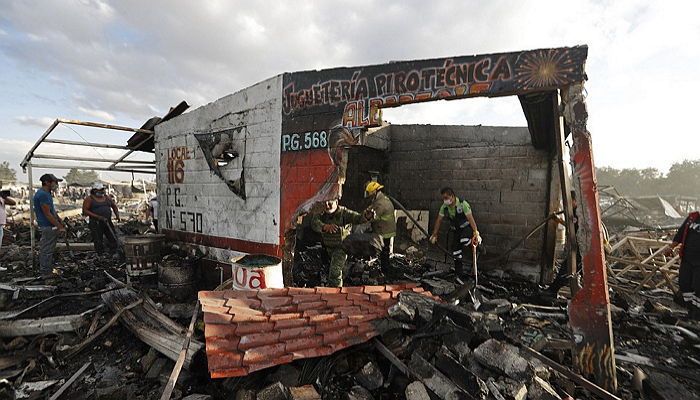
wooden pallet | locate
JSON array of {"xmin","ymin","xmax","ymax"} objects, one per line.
[{"xmin": 606, "ymin": 235, "xmax": 680, "ymax": 295}]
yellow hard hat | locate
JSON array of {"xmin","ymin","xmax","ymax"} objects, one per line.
[{"xmin": 365, "ymin": 181, "xmax": 384, "ymax": 195}]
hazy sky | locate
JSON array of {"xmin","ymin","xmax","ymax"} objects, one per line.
[{"xmin": 1, "ymin": 0, "xmax": 698, "ymax": 182}]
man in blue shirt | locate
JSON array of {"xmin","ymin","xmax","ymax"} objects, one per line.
[{"xmin": 34, "ymin": 174, "xmax": 65, "ymax": 274}]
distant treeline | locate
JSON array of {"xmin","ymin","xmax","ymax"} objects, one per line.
[{"xmin": 597, "ymin": 159, "xmax": 700, "ymax": 198}]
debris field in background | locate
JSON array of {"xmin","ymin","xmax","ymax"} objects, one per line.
[{"xmin": 198, "ymin": 284, "xmax": 438, "ymax": 378}]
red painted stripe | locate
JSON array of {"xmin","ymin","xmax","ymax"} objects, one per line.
[{"xmin": 162, "ymin": 229, "xmax": 282, "ymax": 257}]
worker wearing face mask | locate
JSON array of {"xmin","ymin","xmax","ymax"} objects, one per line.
[
  {"xmin": 33, "ymin": 174, "xmax": 66, "ymax": 274},
  {"xmin": 312, "ymin": 198, "xmax": 366, "ymax": 287},
  {"xmin": 429, "ymin": 187, "xmax": 481, "ymax": 278},
  {"xmin": 83, "ymin": 182, "xmax": 120, "ymax": 258}
]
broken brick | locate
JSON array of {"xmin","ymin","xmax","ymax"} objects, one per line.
[
  {"xmin": 334, "ymin": 306, "xmax": 363, "ymax": 317},
  {"xmin": 204, "ymin": 312, "xmax": 233, "ymax": 325},
  {"xmin": 236, "ymin": 322, "xmax": 275, "ymax": 335},
  {"xmin": 205, "ymin": 323, "xmax": 237, "ymax": 339},
  {"xmin": 269, "ymin": 312, "xmax": 303, "ymax": 321},
  {"xmin": 225, "ymin": 290, "xmax": 258, "ymax": 298},
  {"xmin": 288, "ymin": 385, "xmax": 321, "ymax": 400},
  {"xmin": 321, "ymin": 326, "xmax": 357, "ymax": 345},
  {"xmin": 199, "ymin": 291, "xmax": 227, "ymax": 299},
  {"xmin": 287, "ymin": 288, "xmax": 317, "ymax": 295},
  {"xmin": 242, "ymin": 343, "xmax": 287, "ymax": 365},
  {"xmin": 302, "ymin": 309, "xmax": 321, "ymax": 317},
  {"xmin": 239, "ymin": 331, "xmax": 281, "ymax": 350},
  {"xmin": 296, "ymin": 301, "xmax": 327, "ymax": 311},
  {"xmin": 207, "ymin": 352, "xmax": 244, "ymax": 370},
  {"xmin": 363, "ymin": 286, "xmax": 386, "ymax": 293},
  {"xmin": 274, "ymin": 318, "xmax": 309, "ymax": 330},
  {"xmin": 247, "ymin": 355, "xmax": 295, "ymax": 374},
  {"xmin": 323, "ymin": 298, "xmax": 353, "ymax": 308},
  {"xmin": 260, "ymin": 297, "xmax": 293, "ymax": 309},
  {"xmin": 309, "ymin": 313, "xmax": 340, "ymax": 324},
  {"xmin": 347, "ymin": 314, "xmax": 375, "ymax": 325},
  {"xmin": 200, "ymin": 297, "xmax": 227, "ymax": 307},
  {"xmin": 346, "ymin": 293, "xmax": 370, "ymax": 302},
  {"xmin": 204, "ymin": 337, "xmax": 240, "ymax": 353},
  {"xmin": 231, "ymin": 313, "xmax": 269, "ymax": 323},
  {"xmin": 254, "ymin": 382, "xmax": 288, "ymax": 400},
  {"xmin": 285, "ymin": 335, "xmax": 324, "ymax": 352},
  {"xmin": 340, "ymin": 287, "xmax": 365, "ymax": 294},
  {"xmin": 266, "ymin": 305, "xmax": 299, "ymax": 315},
  {"xmin": 315, "ymin": 287, "xmax": 341, "ymax": 294},
  {"xmin": 228, "ymin": 306, "xmax": 265, "ymax": 316},
  {"xmin": 291, "ymin": 295, "xmax": 323, "ymax": 304},
  {"xmin": 225, "ymin": 298, "xmax": 262, "ymax": 309},
  {"xmin": 257, "ymin": 288, "xmax": 289, "ymax": 297},
  {"xmin": 314, "ymin": 317, "xmax": 349, "ymax": 333},
  {"xmin": 202, "ymin": 305, "xmax": 231, "ymax": 314},
  {"xmin": 369, "ymin": 292, "xmax": 392, "ymax": 302},
  {"xmin": 211, "ymin": 368, "xmax": 248, "ymax": 378},
  {"xmin": 292, "ymin": 347, "xmax": 333, "ymax": 360},
  {"xmin": 279, "ymin": 326, "xmax": 316, "ymax": 340}
]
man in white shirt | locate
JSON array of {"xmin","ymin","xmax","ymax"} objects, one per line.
[
  {"xmin": 0, "ymin": 188, "xmax": 17, "ymax": 254},
  {"xmin": 148, "ymin": 196, "xmax": 159, "ymax": 232}
]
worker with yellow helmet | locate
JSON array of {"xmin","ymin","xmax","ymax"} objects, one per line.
[{"xmin": 363, "ymin": 181, "xmax": 396, "ymax": 273}]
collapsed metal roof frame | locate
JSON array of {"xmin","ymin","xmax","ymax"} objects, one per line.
[
  {"xmin": 20, "ymin": 118, "xmax": 157, "ymax": 175},
  {"xmin": 19, "ymin": 118, "xmax": 157, "ymax": 266}
]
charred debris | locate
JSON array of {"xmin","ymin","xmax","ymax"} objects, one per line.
[{"xmin": 0, "ymin": 213, "xmax": 698, "ymax": 400}]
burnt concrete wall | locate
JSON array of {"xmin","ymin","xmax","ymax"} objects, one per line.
[
  {"xmin": 342, "ymin": 146, "xmax": 389, "ymax": 212},
  {"xmin": 383, "ymin": 124, "xmax": 550, "ymax": 278}
]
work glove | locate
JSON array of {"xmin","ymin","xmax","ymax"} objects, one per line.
[
  {"xmin": 473, "ymin": 231, "xmax": 482, "ymax": 246},
  {"xmin": 322, "ymin": 224, "xmax": 340, "ymax": 233},
  {"xmin": 429, "ymin": 235, "xmax": 438, "ymax": 244},
  {"xmin": 363, "ymin": 208, "xmax": 376, "ymax": 221}
]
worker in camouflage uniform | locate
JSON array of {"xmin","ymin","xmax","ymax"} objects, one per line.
[
  {"xmin": 312, "ymin": 198, "xmax": 366, "ymax": 287},
  {"xmin": 364, "ymin": 182, "xmax": 397, "ymax": 273}
]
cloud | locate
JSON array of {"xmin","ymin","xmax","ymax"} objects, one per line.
[
  {"xmin": 0, "ymin": 0, "xmax": 699, "ymax": 171},
  {"xmin": 14, "ymin": 116, "xmax": 55, "ymax": 128},
  {"xmin": 77, "ymin": 106, "xmax": 115, "ymax": 122}
]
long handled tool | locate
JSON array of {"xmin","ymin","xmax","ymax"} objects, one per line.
[
  {"xmin": 470, "ymin": 241, "xmax": 481, "ymax": 309},
  {"xmin": 389, "ymin": 195, "xmax": 482, "ymax": 308},
  {"xmin": 101, "ymin": 219, "xmax": 126, "ymax": 262},
  {"xmin": 61, "ymin": 219, "xmax": 76, "ymax": 260},
  {"xmin": 387, "ymin": 195, "xmax": 452, "ymax": 257}
]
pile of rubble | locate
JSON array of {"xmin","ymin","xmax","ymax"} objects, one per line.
[{"xmin": 1, "ymin": 217, "xmax": 699, "ymax": 399}]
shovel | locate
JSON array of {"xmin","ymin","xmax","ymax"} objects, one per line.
[
  {"xmin": 63, "ymin": 231, "xmax": 76, "ymax": 260},
  {"xmin": 469, "ymin": 240, "xmax": 481, "ymax": 309},
  {"xmin": 390, "ymin": 195, "xmax": 482, "ymax": 309},
  {"xmin": 101, "ymin": 219, "xmax": 126, "ymax": 262},
  {"xmin": 61, "ymin": 219, "xmax": 76, "ymax": 260}
]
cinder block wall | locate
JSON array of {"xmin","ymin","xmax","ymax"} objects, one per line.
[
  {"xmin": 384, "ymin": 124, "xmax": 550, "ymax": 277},
  {"xmin": 154, "ymin": 75, "xmax": 283, "ymax": 263}
]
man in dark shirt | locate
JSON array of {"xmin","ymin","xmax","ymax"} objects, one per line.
[{"xmin": 669, "ymin": 211, "xmax": 700, "ymax": 319}]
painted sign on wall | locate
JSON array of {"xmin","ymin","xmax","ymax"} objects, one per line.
[
  {"xmin": 167, "ymin": 146, "xmax": 191, "ymax": 183},
  {"xmin": 279, "ymin": 46, "xmax": 589, "ymax": 234}
]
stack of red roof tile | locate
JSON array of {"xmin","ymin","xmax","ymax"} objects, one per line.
[{"xmin": 199, "ymin": 283, "xmax": 436, "ymax": 378}]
